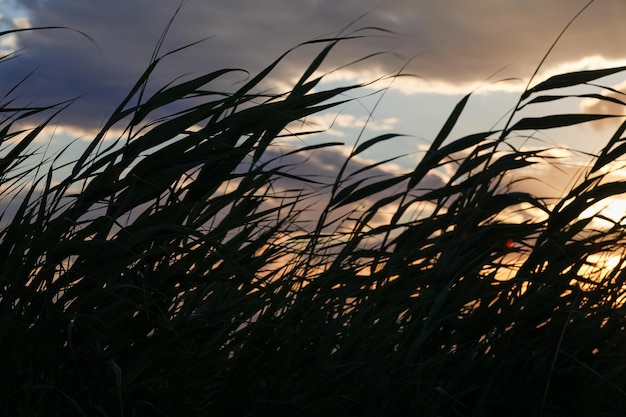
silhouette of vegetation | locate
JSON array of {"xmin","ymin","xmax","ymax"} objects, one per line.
[{"xmin": 1, "ymin": 10, "xmax": 626, "ymax": 417}]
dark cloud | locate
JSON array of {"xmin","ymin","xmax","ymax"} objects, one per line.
[{"xmin": 0, "ymin": 0, "xmax": 625, "ymax": 132}]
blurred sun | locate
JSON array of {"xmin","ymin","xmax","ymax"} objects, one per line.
[{"xmin": 581, "ymin": 196, "xmax": 626, "ymax": 228}]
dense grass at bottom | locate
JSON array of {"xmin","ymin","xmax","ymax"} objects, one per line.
[{"xmin": 1, "ymin": 29, "xmax": 626, "ymax": 417}]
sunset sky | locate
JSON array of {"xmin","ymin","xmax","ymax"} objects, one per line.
[{"xmin": 0, "ymin": 0, "xmax": 625, "ymax": 196}]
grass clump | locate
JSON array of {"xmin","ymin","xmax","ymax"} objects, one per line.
[{"xmin": 2, "ymin": 18, "xmax": 626, "ymax": 417}]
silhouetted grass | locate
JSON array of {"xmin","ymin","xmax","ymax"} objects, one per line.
[{"xmin": 2, "ymin": 17, "xmax": 626, "ymax": 417}]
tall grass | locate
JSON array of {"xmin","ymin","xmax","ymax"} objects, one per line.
[{"xmin": 2, "ymin": 18, "xmax": 626, "ymax": 417}]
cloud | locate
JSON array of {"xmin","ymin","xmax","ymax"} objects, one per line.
[
  {"xmin": 0, "ymin": 32, "xmax": 17, "ymax": 53},
  {"xmin": 243, "ymin": 143, "xmax": 449, "ymax": 232},
  {"xmin": 286, "ymin": 113, "xmax": 400, "ymax": 138},
  {"xmin": 11, "ymin": 16, "xmax": 30, "ymax": 29},
  {"xmin": 0, "ymin": 0, "xmax": 623, "ymax": 133},
  {"xmin": 580, "ymin": 80, "xmax": 626, "ymax": 131}
]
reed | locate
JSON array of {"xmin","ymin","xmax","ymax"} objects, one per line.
[{"xmin": 1, "ymin": 18, "xmax": 626, "ymax": 417}]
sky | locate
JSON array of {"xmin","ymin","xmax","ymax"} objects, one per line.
[{"xmin": 0, "ymin": 0, "xmax": 626, "ymax": 203}]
